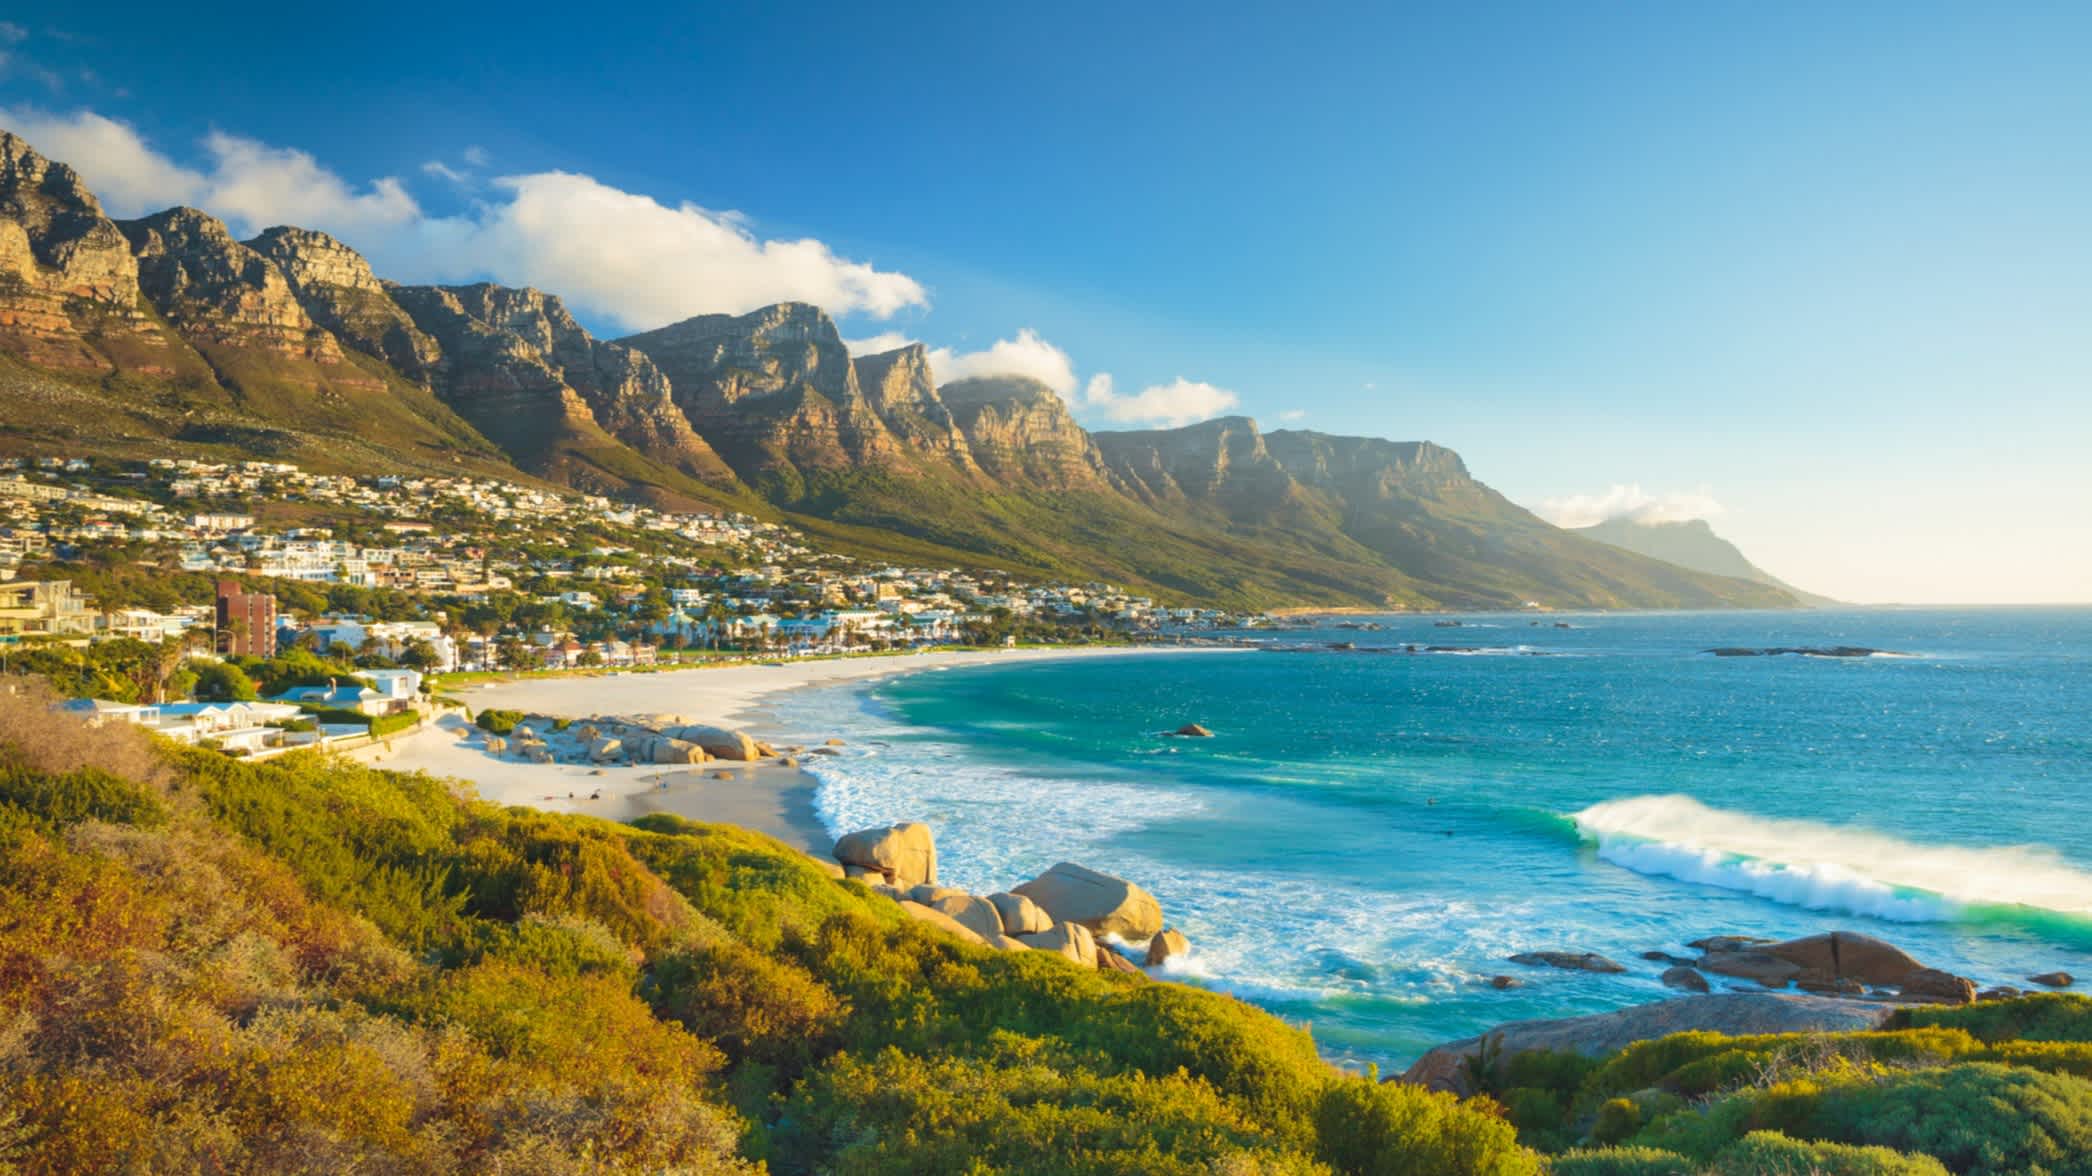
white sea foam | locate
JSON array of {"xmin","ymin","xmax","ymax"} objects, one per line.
[{"xmin": 1573, "ymin": 794, "xmax": 2092, "ymax": 922}]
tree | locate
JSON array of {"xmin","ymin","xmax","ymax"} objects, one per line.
[
  {"xmin": 400, "ymin": 639, "xmax": 441, "ymax": 671},
  {"xmin": 191, "ymin": 660, "xmax": 260, "ymax": 702}
]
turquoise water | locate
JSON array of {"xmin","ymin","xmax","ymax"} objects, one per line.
[{"xmin": 772, "ymin": 608, "xmax": 2092, "ymax": 1070}]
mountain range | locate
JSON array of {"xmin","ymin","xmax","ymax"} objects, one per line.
[
  {"xmin": 0, "ymin": 129, "xmax": 1796, "ymax": 609},
  {"xmin": 1576, "ymin": 517, "xmax": 1833, "ymax": 605}
]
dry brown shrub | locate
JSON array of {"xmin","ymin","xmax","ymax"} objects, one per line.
[{"xmin": 0, "ymin": 676, "xmax": 168, "ymax": 787}]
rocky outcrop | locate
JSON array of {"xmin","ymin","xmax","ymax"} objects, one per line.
[
  {"xmin": 0, "ymin": 132, "xmax": 180, "ymax": 374},
  {"xmin": 939, "ymin": 376, "xmax": 1116, "ymax": 489},
  {"xmin": 247, "ymin": 227, "xmax": 441, "ymax": 380},
  {"xmin": 1400, "ymin": 993, "xmax": 1898, "ymax": 1096},
  {"xmin": 1761, "ymin": 932, "xmax": 1925, "ymax": 988},
  {"xmin": 931, "ymin": 893, "xmax": 1005, "ymax": 940},
  {"xmin": 1013, "ymin": 862, "xmax": 1164, "ymax": 939},
  {"xmin": 854, "ymin": 343, "xmax": 979, "ymax": 473},
  {"xmin": 620, "ymin": 302, "xmax": 906, "ymax": 492},
  {"xmin": 1097, "ymin": 415, "xmax": 1301, "ymax": 519},
  {"xmin": 2030, "ymin": 972, "xmax": 2075, "ymax": 988},
  {"xmin": 1900, "ymin": 968, "xmax": 1977, "ymax": 1005},
  {"xmin": 833, "ymin": 822, "xmax": 938, "ymax": 887},
  {"xmin": 393, "ymin": 283, "xmax": 739, "ymax": 489},
  {"xmin": 119, "ymin": 208, "xmax": 360, "ymax": 372}
]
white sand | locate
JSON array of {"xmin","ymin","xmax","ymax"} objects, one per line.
[{"xmin": 353, "ymin": 646, "xmax": 1236, "ymax": 854}]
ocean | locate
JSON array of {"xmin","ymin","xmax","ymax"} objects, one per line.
[{"xmin": 768, "ymin": 608, "xmax": 2092, "ymax": 1071}]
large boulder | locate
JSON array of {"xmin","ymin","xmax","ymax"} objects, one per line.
[
  {"xmin": 1145, "ymin": 928, "xmax": 1191, "ymax": 967},
  {"xmin": 932, "ymin": 894, "xmax": 1006, "ymax": 940},
  {"xmin": 668, "ymin": 724, "xmax": 760, "ymax": 761},
  {"xmin": 651, "ymin": 737, "xmax": 705, "ymax": 765},
  {"xmin": 586, "ymin": 736, "xmax": 623, "ymax": 762},
  {"xmin": 987, "ymin": 891, "xmax": 1053, "ymax": 935},
  {"xmin": 1097, "ymin": 947, "xmax": 1146, "ymax": 976},
  {"xmin": 1763, "ymin": 931, "xmax": 1926, "ymax": 986},
  {"xmin": 909, "ymin": 885, "xmax": 968, "ymax": 906},
  {"xmin": 1016, "ymin": 922, "xmax": 1098, "ymax": 968},
  {"xmin": 833, "ymin": 822, "xmax": 937, "ymax": 887},
  {"xmin": 1012, "ymin": 862, "xmax": 1163, "ymax": 939},
  {"xmin": 2030, "ymin": 972, "xmax": 2076, "ymax": 988},
  {"xmin": 1399, "ymin": 993, "xmax": 1897, "ymax": 1096},
  {"xmin": 1900, "ymin": 968, "xmax": 1977, "ymax": 1005},
  {"xmin": 898, "ymin": 900, "xmax": 985, "ymax": 946}
]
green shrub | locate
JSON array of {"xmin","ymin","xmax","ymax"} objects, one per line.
[
  {"xmin": 1593, "ymin": 1096, "xmax": 1644, "ymax": 1146},
  {"xmin": 1891, "ymin": 992, "xmax": 2092, "ymax": 1044},
  {"xmin": 367, "ymin": 711, "xmax": 419, "ymax": 738},
  {"xmin": 1970, "ymin": 1040, "xmax": 2092, "ymax": 1079},
  {"xmin": 1551, "ymin": 1147, "xmax": 1694, "ymax": 1176},
  {"xmin": 0, "ymin": 764, "xmax": 167, "ymax": 832},
  {"xmin": 474, "ymin": 708, "xmax": 523, "ymax": 735},
  {"xmin": 1708, "ymin": 1131, "xmax": 1950, "ymax": 1175},
  {"xmin": 1312, "ymin": 1079, "xmax": 1541, "ymax": 1175}
]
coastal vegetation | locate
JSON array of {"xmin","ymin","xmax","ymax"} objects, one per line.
[{"xmin": 0, "ymin": 686, "xmax": 1531, "ymax": 1173}]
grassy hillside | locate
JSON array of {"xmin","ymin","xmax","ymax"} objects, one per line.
[{"xmin": 0, "ymin": 681, "xmax": 1533, "ymax": 1173}]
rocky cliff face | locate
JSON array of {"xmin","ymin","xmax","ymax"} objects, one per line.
[
  {"xmin": 414, "ymin": 283, "xmax": 740, "ymax": 489},
  {"xmin": 938, "ymin": 376, "xmax": 1114, "ymax": 489},
  {"xmin": 1260, "ymin": 431, "xmax": 1471, "ymax": 502},
  {"xmin": 247, "ymin": 226, "xmax": 441, "ymax": 380},
  {"xmin": 854, "ymin": 343, "xmax": 979, "ymax": 474},
  {"xmin": 620, "ymin": 303, "xmax": 907, "ymax": 493},
  {"xmin": 0, "ymin": 131, "xmax": 172, "ymax": 373},
  {"xmin": 1095, "ymin": 415, "xmax": 1298, "ymax": 514}
]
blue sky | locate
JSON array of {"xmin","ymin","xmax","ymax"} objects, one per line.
[{"xmin": 4, "ymin": 1, "xmax": 2088, "ymax": 602}]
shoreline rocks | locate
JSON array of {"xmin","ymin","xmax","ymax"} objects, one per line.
[
  {"xmin": 1013, "ymin": 862, "xmax": 1164, "ymax": 940},
  {"xmin": 1400, "ymin": 993, "xmax": 1898, "ymax": 1096},
  {"xmin": 833, "ymin": 822, "xmax": 938, "ymax": 887}
]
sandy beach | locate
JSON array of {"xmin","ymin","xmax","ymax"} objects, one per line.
[{"xmin": 353, "ymin": 645, "xmax": 1236, "ymax": 855}]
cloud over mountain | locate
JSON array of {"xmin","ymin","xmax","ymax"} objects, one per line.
[
  {"xmin": 0, "ymin": 106, "xmax": 926, "ymax": 332},
  {"xmin": 1531, "ymin": 483, "xmax": 1726, "ymax": 529},
  {"xmin": 925, "ymin": 328, "xmax": 1077, "ymax": 397},
  {"xmin": 1082, "ymin": 373, "xmax": 1240, "ymax": 427}
]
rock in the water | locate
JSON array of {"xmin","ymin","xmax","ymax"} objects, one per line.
[
  {"xmin": 1016, "ymin": 922, "xmax": 1098, "ymax": 968},
  {"xmin": 1642, "ymin": 951, "xmax": 1696, "ymax": 966},
  {"xmin": 833, "ymin": 822, "xmax": 938, "ymax": 887},
  {"xmin": 898, "ymin": 900, "xmax": 986, "ymax": 946},
  {"xmin": 1173, "ymin": 723, "xmax": 1214, "ymax": 737},
  {"xmin": 1145, "ymin": 928, "xmax": 1191, "ymax": 967},
  {"xmin": 2030, "ymin": 972, "xmax": 2075, "ymax": 988},
  {"xmin": 1487, "ymin": 975, "xmax": 1521, "ymax": 990},
  {"xmin": 932, "ymin": 894, "xmax": 1006, "ymax": 940},
  {"xmin": 1398, "ymin": 993, "xmax": 1897, "ymax": 1096},
  {"xmin": 1012, "ymin": 862, "xmax": 1163, "ymax": 939},
  {"xmin": 1507, "ymin": 951, "xmax": 1626, "ymax": 974},
  {"xmin": 1661, "ymin": 966, "xmax": 1711, "ymax": 993},
  {"xmin": 1763, "ymin": 931, "xmax": 1925, "ymax": 986},
  {"xmin": 1900, "ymin": 968, "xmax": 1977, "ymax": 1005},
  {"xmin": 987, "ymin": 891, "xmax": 1054, "ymax": 936},
  {"xmin": 1689, "ymin": 935, "xmax": 1774, "ymax": 953},
  {"xmin": 1698, "ymin": 950, "xmax": 1804, "ymax": 988}
]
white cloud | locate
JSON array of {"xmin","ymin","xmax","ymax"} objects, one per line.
[
  {"xmin": 926, "ymin": 328, "xmax": 1077, "ymax": 396},
  {"xmin": 844, "ymin": 331, "xmax": 917, "ymax": 356},
  {"xmin": 1278, "ymin": 409, "xmax": 1307, "ymax": 421},
  {"xmin": 1, "ymin": 106, "xmax": 928, "ymax": 332},
  {"xmin": 420, "ymin": 159, "xmax": 468, "ymax": 183},
  {"xmin": 1081, "ymin": 373, "xmax": 1240, "ymax": 427},
  {"xmin": 0, "ymin": 23, "xmax": 27, "ymax": 45},
  {"xmin": 462, "ymin": 145, "xmax": 489, "ymax": 167},
  {"xmin": 1531, "ymin": 483, "xmax": 1726, "ymax": 529}
]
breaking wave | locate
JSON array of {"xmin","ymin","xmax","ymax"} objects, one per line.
[{"xmin": 1572, "ymin": 794, "xmax": 2092, "ymax": 928}]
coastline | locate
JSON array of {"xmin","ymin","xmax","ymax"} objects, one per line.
[{"xmin": 353, "ymin": 645, "xmax": 1243, "ymax": 855}]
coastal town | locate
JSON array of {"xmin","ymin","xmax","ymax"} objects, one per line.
[{"xmin": 0, "ymin": 453, "xmax": 1261, "ymax": 755}]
